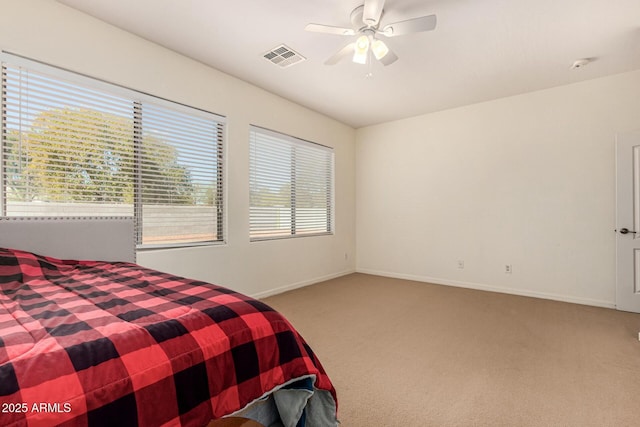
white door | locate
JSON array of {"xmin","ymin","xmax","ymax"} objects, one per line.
[{"xmin": 616, "ymin": 130, "xmax": 640, "ymax": 313}]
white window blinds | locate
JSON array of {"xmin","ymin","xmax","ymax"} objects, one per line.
[
  {"xmin": 137, "ymin": 102, "xmax": 223, "ymax": 246},
  {"xmin": 1, "ymin": 53, "xmax": 224, "ymax": 248},
  {"xmin": 249, "ymin": 126, "xmax": 334, "ymax": 241}
]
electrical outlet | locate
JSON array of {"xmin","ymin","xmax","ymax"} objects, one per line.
[
  {"xmin": 505, "ymin": 264, "xmax": 512, "ymax": 274},
  {"xmin": 457, "ymin": 260, "xmax": 464, "ymax": 269}
]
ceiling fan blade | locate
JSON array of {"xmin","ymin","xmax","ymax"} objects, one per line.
[
  {"xmin": 378, "ymin": 47, "xmax": 398, "ymax": 66},
  {"xmin": 363, "ymin": 0, "xmax": 385, "ymax": 26},
  {"xmin": 305, "ymin": 23, "xmax": 355, "ymax": 36},
  {"xmin": 324, "ymin": 43, "xmax": 356, "ymax": 65},
  {"xmin": 382, "ymin": 14, "xmax": 437, "ymax": 37}
]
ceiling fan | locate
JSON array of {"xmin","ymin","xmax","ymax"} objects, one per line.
[{"xmin": 305, "ymin": 0, "xmax": 437, "ymax": 66}]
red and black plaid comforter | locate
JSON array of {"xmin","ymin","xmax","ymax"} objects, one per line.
[{"xmin": 0, "ymin": 248, "xmax": 337, "ymax": 427}]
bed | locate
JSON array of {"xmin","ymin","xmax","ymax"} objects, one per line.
[{"xmin": 0, "ymin": 217, "xmax": 337, "ymax": 427}]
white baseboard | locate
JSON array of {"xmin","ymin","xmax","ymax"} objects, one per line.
[
  {"xmin": 356, "ymin": 268, "xmax": 616, "ymax": 309},
  {"xmin": 251, "ymin": 269, "xmax": 356, "ymax": 300}
]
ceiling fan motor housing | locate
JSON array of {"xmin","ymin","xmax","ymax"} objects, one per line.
[{"xmin": 351, "ymin": 5, "xmax": 383, "ymax": 31}]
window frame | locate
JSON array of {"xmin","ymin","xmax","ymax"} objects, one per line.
[
  {"xmin": 0, "ymin": 52, "xmax": 226, "ymax": 250},
  {"xmin": 249, "ymin": 125, "xmax": 335, "ymax": 242}
]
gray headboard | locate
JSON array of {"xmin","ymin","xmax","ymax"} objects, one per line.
[{"xmin": 0, "ymin": 217, "xmax": 136, "ymax": 263}]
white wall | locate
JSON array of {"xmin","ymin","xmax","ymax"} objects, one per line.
[
  {"xmin": 0, "ymin": 0, "xmax": 356, "ymax": 297},
  {"xmin": 356, "ymin": 70, "xmax": 640, "ymax": 307}
]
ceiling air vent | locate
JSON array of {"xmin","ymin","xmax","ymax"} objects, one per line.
[{"xmin": 263, "ymin": 44, "xmax": 306, "ymax": 68}]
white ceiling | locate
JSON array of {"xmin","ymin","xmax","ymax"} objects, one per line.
[{"xmin": 57, "ymin": 0, "xmax": 640, "ymax": 128}]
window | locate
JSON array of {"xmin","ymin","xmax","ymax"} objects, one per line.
[
  {"xmin": 0, "ymin": 53, "xmax": 224, "ymax": 248},
  {"xmin": 249, "ymin": 125, "xmax": 334, "ymax": 241}
]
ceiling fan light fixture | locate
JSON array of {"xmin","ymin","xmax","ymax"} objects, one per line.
[
  {"xmin": 306, "ymin": 2, "xmax": 437, "ymax": 67},
  {"xmin": 353, "ymin": 35, "xmax": 370, "ymax": 64},
  {"xmin": 371, "ymin": 39, "xmax": 389, "ymax": 60}
]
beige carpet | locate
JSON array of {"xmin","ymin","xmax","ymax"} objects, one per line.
[{"xmin": 263, "ymin": 273, "xmax": 640, "ymax": 427}]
